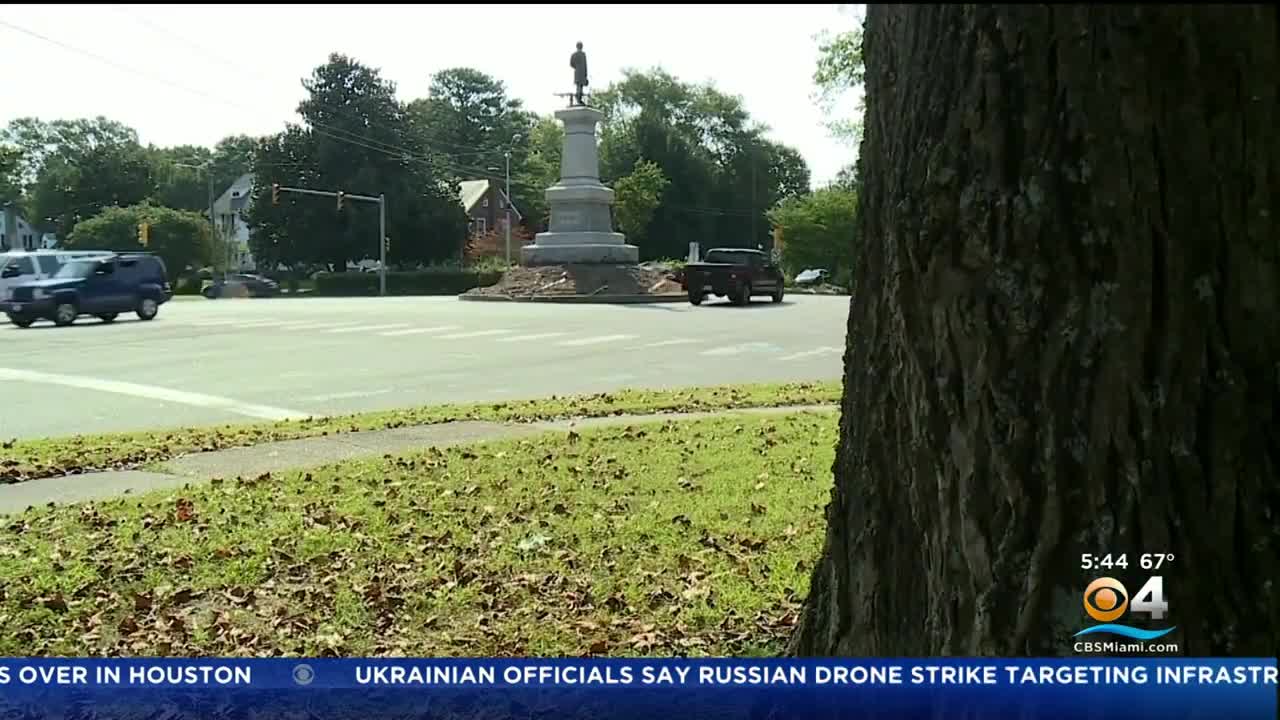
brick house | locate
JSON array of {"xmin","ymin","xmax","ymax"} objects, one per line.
[{"xmin": 458, "ymin": 179, "xmax": 523, "ymax": 239}]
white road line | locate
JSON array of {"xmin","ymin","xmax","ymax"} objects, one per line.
[
  {"xmin": 325, "ymin": 323, "xmax": 410, "ymax": 334},
  {"xmin": 496, "ymin": 332, "xmax": 570, "ymax": 343},
  {"xmin": 379, "ymin": 325, "xmax": 462, "ymax": 337},
  {"xmin": 235, "ymin": 320, "xmax": 305, "ymax": 328},
  {"xmin": 281, "ymin": 321, "xmax": 365, "ymax": 331},
  {"xmin": 558, "ymin": 334, "xmax": 636, "ymax": 347},
  {"xmin": 779, "ymin": 346, "xmax": 844, "ymax": 362},
  {"xmin": 304, "ymin": 389, "xmax": 392, "ymax": 402},
  {"xmin": 0, "ymin": 367, "xmax": 307, "ymax": 421},
  {"xmin": 700, "ymin": 342, "xmax": 784, "ymax": 357},
  {"xmin": 435, "ymin": 329, "xmax": 513, "ymax": 340},
  {"xmin": 633, "ymin": 338, "xmax": 700, "ymax": 349}
]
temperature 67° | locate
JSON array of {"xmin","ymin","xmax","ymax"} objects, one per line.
[{"xmin": 1141, "ymin": 553, "xmax": 1175, "ymax": 570}]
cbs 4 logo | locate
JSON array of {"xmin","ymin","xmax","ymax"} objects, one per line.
[{"xmin": 1078, "ymin": 576, "xmax": 1174, "ymax": 641}]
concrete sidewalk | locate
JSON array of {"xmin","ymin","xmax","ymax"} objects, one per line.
[{"xmin": 0, "ymin": 405, "xmax": 837, "ymax": 515}]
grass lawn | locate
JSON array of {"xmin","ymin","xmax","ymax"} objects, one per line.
[
  {"xmin": 1, "ymin": 381, "xmax": 840, "ymax": 484},
  {"xmin": 0, "ymin": 412, "xmax": 835, "ymax": 657}
]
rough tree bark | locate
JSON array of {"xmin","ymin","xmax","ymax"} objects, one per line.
[{"xmin": 791, "ymin": 5, "xmax": 1278, "ymax": 656}]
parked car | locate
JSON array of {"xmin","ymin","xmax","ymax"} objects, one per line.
[
  {"xmin": 203, "ymin": 274, "xmax": 279, "ymax": 299},
  {"xmin": 5, "ymin": 253, "xmax": 172, "ymax": 327},
  {"xmin": 794, "ymin": 268, "xmax": 830, "ymax": 286},
  {"xmin": 0, "ymin": 250, "xmax": 114, "ymax": 301},
  {"xmin": 681, "ymin": 248, "xmax": 785, "ymax": 306}
]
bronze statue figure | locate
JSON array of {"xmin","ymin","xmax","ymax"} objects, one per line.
[{"xmin": 570, "ymin": 42, "xmax": 588, "ymax": 105}]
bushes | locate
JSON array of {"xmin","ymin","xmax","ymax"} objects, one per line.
[{"xmin": 312, "ymin": 269, "xmax": 502, "ymax": 296}]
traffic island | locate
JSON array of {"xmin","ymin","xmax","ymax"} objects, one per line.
[{"xmin": 459, "ymin": 264, "xmax": 686, "ymax": 303}]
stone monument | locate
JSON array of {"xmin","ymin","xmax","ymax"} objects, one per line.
[{"xmin": 521, "ymin": 44, "xmax": 639, "ymax": 266}]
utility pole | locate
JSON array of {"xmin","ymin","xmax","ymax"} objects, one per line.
[
  {"xmin": 378, "ymin": 194, "xmax": 387, "ymax": 297},
  {"xmin": 274, "ymin": 184, "xmax": 387, "ymax": 296},
  {"xmin": 504, "ymin": 150, "xmax": 512, "ymax": 265},
  {"xmin": 177, "ymin": 162, "xmax": 218, "ymax": 276}
]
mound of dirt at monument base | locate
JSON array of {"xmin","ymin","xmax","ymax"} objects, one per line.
[{"xmin": 462, "ymin": 263, "xmax": 685, "ymax": 300}]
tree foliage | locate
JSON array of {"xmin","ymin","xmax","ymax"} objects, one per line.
[
  {"xmin": 513, "ymin": 115, "xmax": 563, "ymax": 231},
  {"xmin": 813, "ymin": 23, "xmax": 865, "ymax": 145},
  {"xmin": 0, "ymin": 145, "xmax": 21, "ymax": 206},
  {"xmin": 594, "ymin": 69, "xmax": 810, "ymax": 260},
  {"xmin": 612, "ymin": 159, "xmax": 669, "ymax": 247},
  {"xmin": 767, "ymin": 188, "xmax": 857, "ymax": 286},
  {"xmin": 409, "ymin": 68, "xmax": 533, "ymax": 173},
  {"xmin": 3, "ymin": 117, "xmax": 155, "ymax": 237},
  {"xmin": 246, "ymin": 54, "xmax": 467, "ymax": 271},
  {"xmin": 65, "ymin": 203, "xmax": 213, "ymax": 278}
]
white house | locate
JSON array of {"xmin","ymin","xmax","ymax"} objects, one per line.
[
  {"xmin": 212, "ymin": 173, "xmax": 256, "ymax": 271},
  {"xmin": 0, "ymin": 209, "xmax": 54, "ymax": 251}
]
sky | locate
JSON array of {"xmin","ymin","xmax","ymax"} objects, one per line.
[{"xmin": 1, "ymin": 4, "xmax": 863, "ymax": 187}]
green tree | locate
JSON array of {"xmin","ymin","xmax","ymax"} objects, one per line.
[
  {"xmin": 3, "ymin": 117, "xmax": 155, "ymax": 237},
  {"xmin": 791, "ymin": 4, "xmax": 1278, "ymax": 658},
  {"xmin": 408, "ymin": 68, "xmax": 533, "ymax": 178},
  {"xmin": 0, "ymin": 145, "xmax": 22, "ymax": 207},
  {"xmin": 595, "ymin": 69, "xmax": 809, "ymax": 259},
  {"xmin": 246, "ymin": 54, "xmax": 466, "ymax": 271},
  {"xmin": 149, "ymin": 144, "xmax": 214, "ymax": 212},
  {"xmin": 767, "ymin": 188, "xmax": 856, "ymax": 286},
  {"xmin": 209, "ymin": 135, "xmax": 257, "ymax": 192},
  {"xmin": 512, "ymin": 115, "xmax": 562, "ymax": 231},
  {"xmin": 65, "ymin": 203, "xmax": 213, "ymax": 278},
  {"xmin": 813, "ymin": 20, "xmax": 864, "ymax": 145},
  {"xmin": 613, "ymin": 159, "xmax": 669, "ymax": 247}
]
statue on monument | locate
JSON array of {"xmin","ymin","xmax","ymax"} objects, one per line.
[{"xmin": 570, "ymin": 42, "xmax": 588, "ymax": 106}]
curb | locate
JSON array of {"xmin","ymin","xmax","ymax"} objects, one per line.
[{"xmin": 457, "ymin": 293, "xmax": 688, "ymax": 304}]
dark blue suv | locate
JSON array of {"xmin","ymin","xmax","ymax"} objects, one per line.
[{"xmin": 5, "ymin": 253, "xmax": 172, "ymax": 327}]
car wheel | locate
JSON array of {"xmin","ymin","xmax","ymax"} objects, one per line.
[
  {"xmin": 734, "ymin": 282, "xmax": 752, "ymax": 306},
  {"xmin": 8, "ymin": 314, "xmax": 34, "ymax": 328},
  {"xmin": 203, "ymin": 288, "xmax": 217, "ymax": 299},
  {"xmin": 688, "ymin": 290, "xmax": 704, "ymax": 306},
  {"xmin": 772, "ymin": 285, "xmax": 784, "ymax": 303},
  {"xmin": 97, "ymin": 313, "xmax": 118, "ymax": 323},
  {"xmin": 53, "ymin": 302, "xmax": 78, "ymax": 326},
  {"xmin": 136, "ymin": 297, "xmax": 159, "ymax": 321}
]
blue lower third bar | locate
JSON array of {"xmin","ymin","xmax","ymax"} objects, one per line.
[{"xmin": 0, "ymin": 658, "xmax": 1274, "ymax": 719}]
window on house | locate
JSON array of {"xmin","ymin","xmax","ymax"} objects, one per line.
[
  {"xmin": 475, "ymin": 218, "xmax": 487, "ymax": 235},
  {"xmin": 482, "ymin": 197, "xmax": 489, "ymax": 208}
]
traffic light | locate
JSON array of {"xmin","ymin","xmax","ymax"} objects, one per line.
[
  {"xmin": 271, "ymin": 183, "xmax": 280, "ymax": 206},
  {"xmin": 384, "ymin": 237, "xmax": 391, "ymax": 253},
  {"xmin": 138, "ymin": 222, "xmax": 151, "ymax": 247},
  {"xmin": 336, "ymin": 191, "xmax": 345, "ymax": 211}
]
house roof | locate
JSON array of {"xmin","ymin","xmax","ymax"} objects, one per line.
[
  {"xmin": 457, "ymin": 179, "xmax": 523, "ymax": 220},
  {"xmin": 213, "ymin": 173, "xmax": 255, "ymax": 215}
]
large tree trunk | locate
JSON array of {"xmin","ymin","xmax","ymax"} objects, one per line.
[{"xmin": 792, "ymin": 5, "xmax": 1278, "ymax": 656}]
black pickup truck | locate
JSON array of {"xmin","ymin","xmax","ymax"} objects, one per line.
[{"xmin": 681, "ymin": 248, "xmax": 785, "ymax": 306}]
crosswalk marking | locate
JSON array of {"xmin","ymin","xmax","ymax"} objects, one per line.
[
  {"xmin": 435, "ymin": 329, "xmax": 513, "ymax": 340},
  {"xmin": 325, "ymin": 323, "xmax": 410, "ymax": 334},
  {"xmin": 700, "ymin": 342, "xmax": 783, "ymax": 357},
  {"xmin": 280, "ymin": 321, "xmax": 364, "ymax": 331},
  {"xmin": 379, "ymin": 325, "xmax": 462, "ymax": 337},
  {"xmin": 497, "ymin": 332, "xmax": 570, "ymax": 343},
  {"xmin": 780, "ymin": 346, "xmax": 843, "ymax": 362},
  {"xmin": 634, "ymin": 338, "xmax": 700, "ymax": 349},
  {"xmin": 558, "ymin": 334, "xmax": 635, "ymax": 347}
]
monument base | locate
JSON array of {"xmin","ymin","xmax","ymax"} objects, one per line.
[
  {"xmin": 522, "ymin": 230, "xmax": 638, "ymax": 265},
  {"xmin": 521, "ymin": 242, "xmax": 639, "ymax": 265}
]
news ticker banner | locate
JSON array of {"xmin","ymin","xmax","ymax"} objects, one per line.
[{"xmin": 0, "ymin": 658, "xmax": 1275, "ymax": 719}]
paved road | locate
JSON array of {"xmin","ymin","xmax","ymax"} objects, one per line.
[{"xmin": 0, "ymin": 295, "xmax": 848, "ymax": 440}]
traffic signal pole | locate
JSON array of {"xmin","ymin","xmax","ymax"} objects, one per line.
[{"xmin": 272, "ymin": 184, "xmax": 388, "ymax": 297}]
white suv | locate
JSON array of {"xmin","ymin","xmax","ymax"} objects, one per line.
[{"xmin": 0, "ymin": 250, "xmax": 114, "ymax": 300}]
